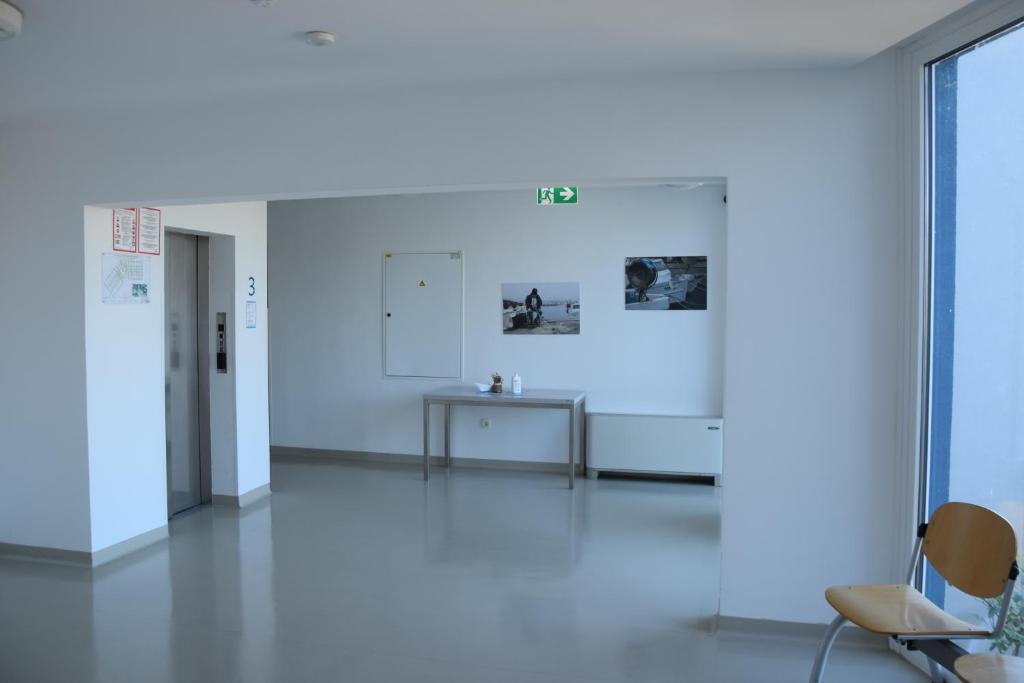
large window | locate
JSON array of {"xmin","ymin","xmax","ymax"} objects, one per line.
[{"xmin": 924, "ymin": 18, "xmax": 1024, "ymax": 629}]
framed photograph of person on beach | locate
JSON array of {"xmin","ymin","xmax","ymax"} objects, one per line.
[{"xmin": 501, "ymin": 282, "xmax": 580, "ymax": 335}]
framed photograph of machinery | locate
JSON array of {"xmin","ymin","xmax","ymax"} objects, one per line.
[{"xmin": 624, "ymin": 256, "xmax": 707, "ymax": 310}]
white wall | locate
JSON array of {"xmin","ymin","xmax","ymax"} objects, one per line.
[
  {"xmin": 268, "ymin": 185, "xmax": 726, "ymax": 461},
  {"xmin": 83, "ymin": 206, "xmax": 168, "ymax": 552},
  {"xmin": 0, "ymin": 56, "xmax": 899, "ymax": 621},
  {"xmin": 83, "ymin": 202, "xmax": 268, "ymax": 553},
  {"xmin": 208, "ymin": 234, "xmax": 239, "ymax": 495},
  {"xmin": 0, "ymin": 207, "xmax": 91, "ymax": 552}
]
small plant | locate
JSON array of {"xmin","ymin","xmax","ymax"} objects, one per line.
[{"xmin": 983, "ymin": 588, "xmax": 1024, "ymax": 655}]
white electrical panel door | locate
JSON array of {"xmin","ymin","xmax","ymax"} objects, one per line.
[{"xmin": 384, "ymin": 252, "xmax": 463, "ymax": 378}]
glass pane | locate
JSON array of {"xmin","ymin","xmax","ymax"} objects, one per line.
[{"xmin": 926, "ymin": 19, "xmax": 1024, "ymax": 638}]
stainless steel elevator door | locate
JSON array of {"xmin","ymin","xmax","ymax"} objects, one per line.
[{"xmin": 165, "ymin": 233, "xmax": 202, "ymax": 516}]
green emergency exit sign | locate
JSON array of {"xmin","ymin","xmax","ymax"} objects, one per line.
[{"xmin": 537, "ymin": 187, "xmax": 578, "ymax": 205}]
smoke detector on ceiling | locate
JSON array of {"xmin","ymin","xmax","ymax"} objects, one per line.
[
  {"xmin": 0, "ymin": 1, "xmax": 23, "ymax": 40},
  {"xmin": 304, "ymin": 31, "xmax": 335, "ymax": 47}
]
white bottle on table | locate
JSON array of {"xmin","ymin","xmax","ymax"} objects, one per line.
[{"xmin": 512, "ymin": 373, "xmax": 522, "ymax": 395}]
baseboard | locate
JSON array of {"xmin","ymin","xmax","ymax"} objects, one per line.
[
  {"xmin": 271, "ymin": 446, "xmax": 585, "ymax": 474},
  {"xmin": 0, "ymin": 541, "xmax": 92, "ymax": 567},
  {"xmin": 272, "ymin": 447, "xmax": 434, "ymax": 466},
  {"xmin": 212, "ymin": 483, "xmax": 272, "ymax": 509},
  {"xmin": 91, "ymin": 525, "xmax": 169, "ymax": 566},
  {"xmin": 715, "ymin": 615, "xmax": 887, "ymax": 650},
  {"xmin": 0, "ymin": 525, "xmax": 168, "ymax": 568}
]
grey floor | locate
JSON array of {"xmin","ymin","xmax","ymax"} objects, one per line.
[{"xmin": 0, "ymin": 460, "xmax": 925, "ymax": 682}]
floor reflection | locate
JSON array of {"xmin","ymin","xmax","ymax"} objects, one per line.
[{"xmin": 0, "ymin": 461, "xmax": 925, "ymax": 682}]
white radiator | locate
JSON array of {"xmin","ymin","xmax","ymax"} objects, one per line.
[{"xmin": 586, "ymin": 413, "xmax": 723, "ymax": 484}]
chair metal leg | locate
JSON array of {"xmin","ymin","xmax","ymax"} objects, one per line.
[
  {"xmin": 927, "ymin": 659, "xmax": 943, "ymax": 683},
  {"xmin": 809, "ymin": 615, "xmax": 848, "ymax": 683}
]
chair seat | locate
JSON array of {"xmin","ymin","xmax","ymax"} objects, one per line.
[
  {"xmin": 825, "ymin": 584, "xmax": 991, "ymax": 637},
  {"xmin": 955, "ymin": 654, "xmax": 1024, "ymax": 683}
]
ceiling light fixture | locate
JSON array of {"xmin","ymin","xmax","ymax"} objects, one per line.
[
  {"xmin": 304, "ymin": 30, "xmax": 335, "ymax": 47},
  {"xmin": 661, "ymin": 182, "xmax": 706, "ymax": 191},
  {"xmin": 249, "ymin": 0, "xmax": 275, "ymax": 7},
  {"xmin": 0, "ymin": 1, "xmax": 23, "ymax": 40}
]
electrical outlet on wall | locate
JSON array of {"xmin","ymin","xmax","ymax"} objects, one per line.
[{"xmin": 480, "ymin": 418, "xmax": 491, "ymax": 429}]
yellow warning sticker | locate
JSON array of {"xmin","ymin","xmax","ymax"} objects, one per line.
[{"xmin": 419, "ymin": 280, "xmax": 426, "ymax": 287}]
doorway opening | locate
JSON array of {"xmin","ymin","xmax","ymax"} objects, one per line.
[{"xmin": 165, "ymin": 231, "xmax": 213, "ymax": 517}]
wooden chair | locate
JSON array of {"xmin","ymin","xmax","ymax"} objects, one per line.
[
  {"xmin": 809, "ymin": 502, "xmax": 1019, "ymax": 683},
  {"xmin": 955, "ymin": 654, "xmax": 1024, "ymax": 683}
]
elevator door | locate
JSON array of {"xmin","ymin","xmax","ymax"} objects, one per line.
[{"xmin": 165, "ymin": 233, "xmax": 203, "ymax": 516}]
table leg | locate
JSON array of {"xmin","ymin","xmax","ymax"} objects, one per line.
[
  {"xmin": 568, "ymin": 404, "xmax": 575, "ymax": 490},
  {"xmin": 580, "ymin": 398, "xmax": 587, "ymax": 478},
  {"xmin": 422, "ymin": 399, "xmax": 429, "ymax": 481},
  {"xmin": 444, "ymin": 403, "xmax": 451, "ymax": 468}
]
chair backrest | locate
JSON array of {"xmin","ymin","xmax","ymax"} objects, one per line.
[{"xmin": 924, "ymin": 502, "xmax": 1018, "ymax": 599}]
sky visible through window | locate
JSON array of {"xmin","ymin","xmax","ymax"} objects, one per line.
[{"xmin": 927, "ymin": 19, "xmax": 1024, "ymax": 635}]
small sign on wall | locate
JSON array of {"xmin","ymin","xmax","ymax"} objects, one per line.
[
  {"xmin": 138, "ymin": 207, "xmax": 161, "ymax": 256},
  {"xmin": 113, "ymin": 207, "xmax": 161, "ymax": 254},
  {"xmin": 112, "ymin": 208, "xmax": 138, "ymax": 252},
  {"xmin": 537, "ymin": 187, "xmax": 578, "ymax": 205},
  {"xmin": 245, "ymin": 301, "xmax": 257, "ymax": 329}
]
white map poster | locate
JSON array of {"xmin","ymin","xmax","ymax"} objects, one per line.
[{"xmin": 102, "ymin": 252, "xmax": 151, "ymax": 304}]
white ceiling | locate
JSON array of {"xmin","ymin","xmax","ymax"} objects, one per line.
[{"xmin": 0, "ymin": 0, "xmax": 971, "ymax": 117}]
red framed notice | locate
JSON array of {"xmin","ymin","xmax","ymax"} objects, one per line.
[
  {"xmin": 138, "ymin": 207, "xmax": 162, "ymax": 256},
  {"xmin": 112, "ymin": 208, "xmax": 139, "ymax": 253}
]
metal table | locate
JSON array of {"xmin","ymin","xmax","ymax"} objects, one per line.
[{"xmin": 422, "ymin": 386, "xmax": 586, "ymax": 488}]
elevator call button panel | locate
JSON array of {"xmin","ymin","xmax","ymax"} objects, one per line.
[{"xmin": 216, "ymin": 312, "xmax": 227, "ymax": 373}]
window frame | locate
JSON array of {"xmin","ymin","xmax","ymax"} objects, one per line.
[
  {"xmin": 896, "ymin": 0, "xmax": 1024, "ymax": 594},
  {"xmin": 916, "ymin": 14, "xmax": 1024, "ymax": 604}
]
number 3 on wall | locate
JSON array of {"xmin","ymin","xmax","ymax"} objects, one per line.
[{"xmin": 248, "ymin": 277, "xmax": 256, "ymax": 297}]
